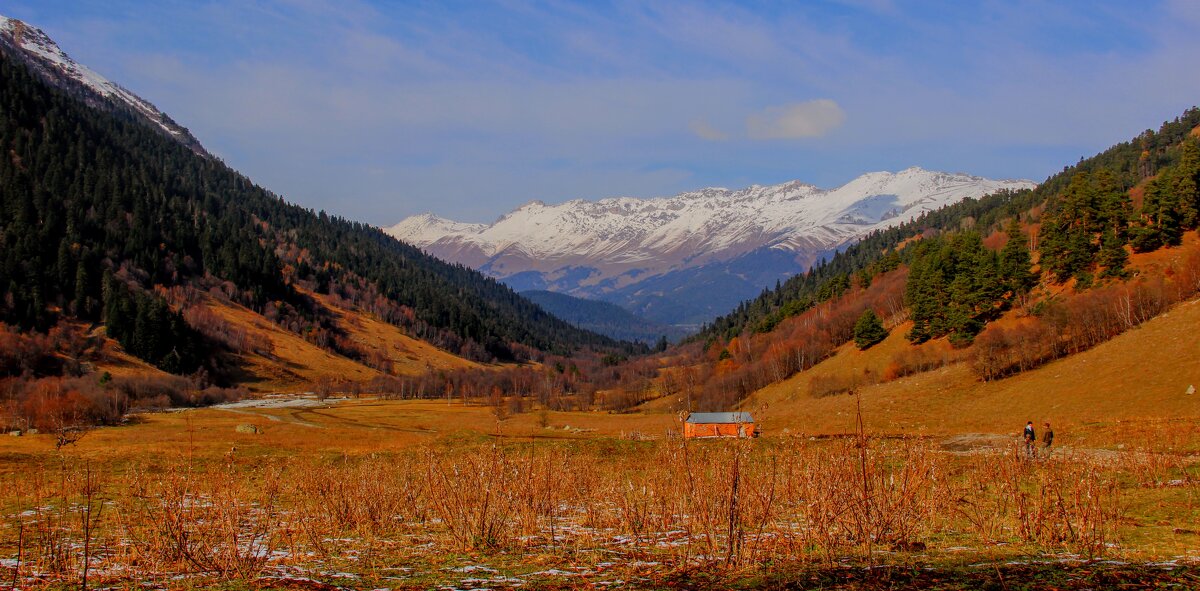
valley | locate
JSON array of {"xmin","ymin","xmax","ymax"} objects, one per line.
[
  {"xmin": 2, "ymin": 296, "xmax": 1197, "ymax": 588},
  {"xmin": 1, "ymin": 5, "xmax": 1199, "ymax": 590}
]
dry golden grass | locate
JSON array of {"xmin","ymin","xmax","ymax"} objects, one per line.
[
  {"xmin": 0, "ymin": 398, "xmax": 679, "ymax": 469},
  {"xmin": 190, "ymin": 290, "xmax": 483, "ymax": 392},
  {"xmin": 305, "ymin": 290, "xmax": 481, "ymax": 375},
  {"xmin": 745, "ymin": 233, "xmax": 1200, "ymax": 442},
  {"xmin": 205, "ymin": 296, "xmax": 384, "ymax": 391},
  {"xmin": 747, "ymin": 296, "xmax": 1200, "ymax": 444},
  {"xmin": 1, "ymin": 392, "xmax": 1195, "ymax": 589},
  {"xmin": 90, "ymin": 344, "xmax": 172, "ymax": 380},
  {"xmin": 3, "ymin": 426, "xmax": 1166, "ymax": 590}
]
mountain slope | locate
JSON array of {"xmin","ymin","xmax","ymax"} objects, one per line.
[
  {"xmin": 0, "ymin": 14, "xmax": 207, "ymax": 155},
  {"xmin": 387, "ymin": 169, "xmax": 1034, "ymax": 326},
  {"xmin": 520, "ymin": 290, "xmax": 686, "ymax": 344},
  {"xmin": 0, "ymin": 27, "xmax": 631, "ymax": 385},
  {"xmin": 744, "ymin": 295, "xmax": 1200, "ymax": 437}
]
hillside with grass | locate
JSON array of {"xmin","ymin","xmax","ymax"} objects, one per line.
[{"xmin": 742, "ymin": 258, "xmax": 1200, "ymax": 440}]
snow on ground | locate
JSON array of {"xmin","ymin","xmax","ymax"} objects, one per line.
[{"xmin": 212, "ymin": 397, "xmax": 332, "ymax": 410}]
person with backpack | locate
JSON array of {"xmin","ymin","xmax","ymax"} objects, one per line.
[{"xmin": 1023, "ymin": 421, "xmax": 1036, "ymax": 458}]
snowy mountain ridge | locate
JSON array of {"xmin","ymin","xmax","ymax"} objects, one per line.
[
  {"xmin": 386, "ymin": 168, "xmax": 1036, "ymax": 327},
  {"xmin": 0, "ymin": 14, "xmax": 206, "ymax": 155}
]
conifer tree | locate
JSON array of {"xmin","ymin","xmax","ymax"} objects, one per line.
[
  {"xmin": 905, "ymin": 245, "xmax": 941, "ymax": 343},
  {"xmin": 1130, "ymin": 176, "xmax": 1166, "ymax": 252},
  {"xmin": 1037, "ymin": 209, "xmax": 1072, "ymax": 280},
  {"xmin": 1133, "ymin": 174, "xmax": 1183, "ymax": 250},
  {"xmin": 1172, "ymin": 139, "xmax": 1200, "ymax": 229},
  {"xmin": 998, "ymin": 219, "xmax": 1037, "ymax": 296},
  {"xmin": 1098, "ymin": 227, "xmax": 1130, "ymax": 279},
  {"xmin": 1093, "ymin": 169, "xmax": 1131, "ymax": 237},
  {"xmin": 853, "ymin": 309, "xmax": 888, "ymax": 350}
]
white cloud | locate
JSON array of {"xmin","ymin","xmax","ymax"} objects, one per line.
[
  {"xmin": 689, "ymin": 119, "xmax": 729, "ymax": 141},
  {"xmin": 745, "ymin": 99, "xmax": 846, "ymax": 139}
]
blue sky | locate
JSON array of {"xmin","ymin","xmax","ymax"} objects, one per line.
[{"xmin": 4, "ymin": 1, "xmax": 1200, "ymax": 224}]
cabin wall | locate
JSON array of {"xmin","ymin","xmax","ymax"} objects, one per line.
[{"xmin": 684, "ymin": 422, "xmax": 756, "ymax": 438}]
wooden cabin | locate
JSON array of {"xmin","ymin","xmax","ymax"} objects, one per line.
[{"xmin": 683, "ymin": 412, "xmax": 757, "ymax": 439}]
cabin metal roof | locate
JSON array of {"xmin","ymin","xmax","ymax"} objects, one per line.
[{"xmin": 685, "ymin": 412, "xmax": 754, "ymax": 424}]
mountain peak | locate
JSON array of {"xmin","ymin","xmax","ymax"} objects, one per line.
[
  {"xmin": 0, "ymin": 14, "xmax": 207, "ymax": 156},
  {"xmin": 384, "ymin": 168, "xmax": 1037, "ymax": 326}
]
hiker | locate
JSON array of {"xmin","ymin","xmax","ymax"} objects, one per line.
[
  {"xmin": 1023, "ymin": 421, "xmax": 1036, "ymax": 458},
  {"xmin": 1041, "ymin": 422, "xmax": 1054, "ymax": 458}
]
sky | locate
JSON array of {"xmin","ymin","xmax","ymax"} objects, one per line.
[{"xmin": 3, "ymin": 0, "xmax": 1200, "ymax": 225}]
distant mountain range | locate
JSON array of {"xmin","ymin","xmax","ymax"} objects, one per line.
[
  {"xmin": 0, "ymin": 14, "xmax": 207, "ymax": 155},
  {"xmin": 387, "ymin": 169, "xmax": 1036, "ymax": 327},
  {"xmin": 520, "ymin": 290, "xmax": 689, "ymax": 344}
]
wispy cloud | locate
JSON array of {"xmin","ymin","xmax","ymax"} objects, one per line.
[
  {"xmin": 746, "ymin": 100, "xmax": 846, "ymax": 140},
  {"xmin": 689, "ymin": 120, "xmax": 729, "ymax": 141},
  {"xmin": 20, "ymin": 0, "xmax": 1200, "ymax": 223}
]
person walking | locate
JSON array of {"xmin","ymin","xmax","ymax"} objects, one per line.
[
  {"xmin": 1041, "ymin": 422, "xmax": 1054, "ymax": 458},
  {"xmin": 1023, "ymin": 421, "xmax": 1036, "ymax": 458}
]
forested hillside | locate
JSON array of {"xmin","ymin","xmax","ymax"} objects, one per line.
[{"xmin": 0, "ymin": 49, "xmax": 630, "ymax": 381}]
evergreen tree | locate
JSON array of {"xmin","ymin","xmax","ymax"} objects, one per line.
[
  {"xmin": 1132, "ymin": 175, "xmax": 1181, "ymax": 251},
  {"xmin": 998, "ymin": 220, "xmax": 1037, "ymax": 296},
  {"xmin": 1172, "ymin": 139, "xmax": 1200, "ymax": 229},
  {"xmin": 1093, "ymin": 169, "xmax": 1132, "ymax": 237},
  {"xmin": 1038, "ymin": 170, "xmax": 1132, "ymax": 284},
  {"xmin": 905, "ymin": 244, "xmax": 942, "ymax": 343},
  {"xmin": 1037, "ymin": 209, "xmax": 1073, "ymax": 280},
  {"xmin": 1129, "ymin": 198, "xmax": 1164, "ymax": 253},
  {"xmin": 1098, "ymin": 227, "xmax": 1130, "ymax": 279},
  {"xmin": 904, "ymin": 232, "xmax": 1000, "ymax": 344},
  {"xmin": 72, "ymin": 262, "xmax": 89, "ymax": 317},
  {"xmin": 853, "ymin": 309, "xmax": 888, "ymax": 350}
]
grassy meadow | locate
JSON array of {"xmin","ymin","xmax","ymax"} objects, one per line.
[{"xmin": 1, "ymin": 391, "xmax": 1197, "ymax": 590}]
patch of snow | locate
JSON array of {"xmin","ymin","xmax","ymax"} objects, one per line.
[
  {"xmin": 0, "ymin": 14, "xmax": 194, "ymax": 144},
  {"xmin": 449, "ymin": 565, "xmax": 498, "ymax": 573},
  {"xmin": 213, "ymin": 397, "xmax": 331, "ymax": 410}
]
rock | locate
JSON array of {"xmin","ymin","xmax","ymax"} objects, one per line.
[
  {"xmin": 1187, "ymin": 384, "xmax": 1196, "ymax": 395},
  {"xmin": 27, "ymin": 428, "xmax": 38, "ymax": 435},
  {"xmin": 235, "ymin": 424, "xmax": 261, "ymax": 434},
  {"xmin": 7, "ymin": 430, "xmax": 20, "ymax": 437}
]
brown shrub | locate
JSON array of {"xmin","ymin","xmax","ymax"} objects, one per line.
[
  {"xmin": 883, "ymin": 342, "xmax": 967, "ymax": 381},
  {"xmin": 972, "ymin": 253, "xmax": 1200, "ymax": 381}
]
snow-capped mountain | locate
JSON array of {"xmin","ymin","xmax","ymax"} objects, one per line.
[
  {"xmin": 0, "ymin": 14, "xmax": 206, "ymax": 155},
  {"xmin": 387, "ymin": 168, "xmax": 1036, "ymax": 327}
]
